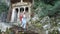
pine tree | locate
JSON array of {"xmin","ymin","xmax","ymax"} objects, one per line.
[{"xmin": 34, "ymin": 0, "xmax": 60, "ymax": 17}]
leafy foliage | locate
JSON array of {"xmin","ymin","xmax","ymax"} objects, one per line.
[
  {"xmin": 34, "ymin": 0, "xmax": 60, "ymax": 17},
  {"xmin": 0, "ymin": 1, "xmax": 9, "ymax": 14}
]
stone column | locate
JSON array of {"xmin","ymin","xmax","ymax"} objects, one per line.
[
  {"xmin": 21, "ymin": 0, "xmax": 23, "ymax": 3},
  {"xmin": 10, "ymin": 8, "xmax": 15, "ymax": 22},
  {"xmin": 17, "ymin": 9, "xmax": 19, "ymax": 20},
  {"xmin": 29, "ymin": 7, "xmax": 31, "ymax": 18},
  {"xmin": 17, "ymin": 8, "xmax": 20, "ymax": 24},
  {"xmin": 24, "ymin": 7, "xmax": 25, "ymax": 12}
]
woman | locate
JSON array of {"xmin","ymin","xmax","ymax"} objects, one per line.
[{"xmin": 21, "ymin": 12, "xmax": 27, "ymax": 29}]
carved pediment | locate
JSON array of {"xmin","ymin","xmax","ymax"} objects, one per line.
[{"xmin": 11, "ymin": 0, "xmax": 33, "ymax": 4}]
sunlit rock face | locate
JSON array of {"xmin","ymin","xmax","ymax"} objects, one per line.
[
  {"xmin": 40, "ymin": 16, "xmax": 51, "ymax": 30},
  {"xmin": 0, "ymin": 12, "xmax": 7, "ymax": 22},
  {"xmin": 40, "ymin": 16, "xmax": 50, "ymax": 23},
  {"xmin": 43, "ymin": 24, "xmax": 50, "ymax": 30},
  {"xmin": 0, "ymin": 22, "xmax": 12, "ymax": 32},
  {"xmin": 32, "ymin": 14, "xmax": 39, "ymax": 21}
]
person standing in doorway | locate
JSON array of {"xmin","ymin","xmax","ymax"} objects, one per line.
[
  {"xmin": 20, "ymin": 13, "xmax": 23, "ymax": 23},
  {"xmin": 21, "ymin": 12, "xmax": 27, "ymax": 30}
]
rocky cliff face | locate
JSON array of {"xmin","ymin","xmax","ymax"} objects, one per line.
[
  {"xmin": 0, "ymin": 12, "xmax": 7, "ymax": 22},
  {"xmin": 0, "ymin": 0, "xmax": 9, "ymax": 22}
]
